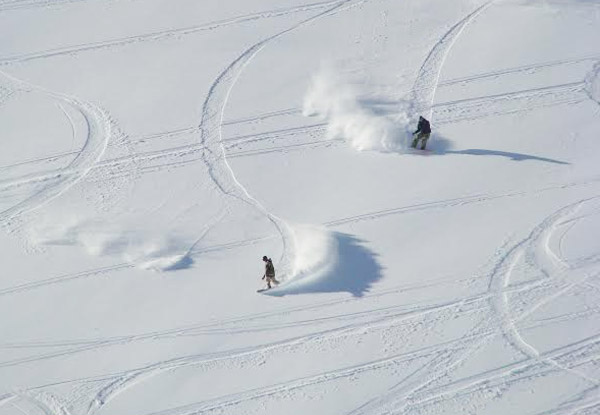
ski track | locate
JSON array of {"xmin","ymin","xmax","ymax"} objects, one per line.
[
  {"xmin": 0, "ymin": 391, "xmax": 70, "ymax": 415},
  {"xmin": 0, "ymin": 0, "xmax": 351, "ymax": 66},
  {"xmin": 335, "ymin": 2, "xmax": 600, "ymax": 412},
  {"xmin": 342, "ymin": 204, "xmax": 600, "ymax": 415},
  {"xmin": 323, "ymin": 177, "xmax": 600, "ymax": 228},
  {"xmin": 489, "ymin": 197, "xmax": 600, "ymax": 387},
  {"xmin": 0, "ymin": 123, "xmax": 333, "ymax": 191},
  {"xmin": 584, "ymin": 61, "xmax": 600, "ymax": 107},
  {"xmin": 32, "ymin": 1, "xmax": 370, "ymax": 412},
  {"xmin": 409, "ymin": 0, "xmax": 496, "ymax": 122},
  {"xmin": 194, "ymin": 0, "xmax": 368, "ymax": 281},
  {"xmin": 0, "ymin": 132, "xmax": 590, "ymax": 216},
  {"xmin": 8, "ymin": 27, "xmax": 599, "ymax": 188},
  {"xmin": 6, "ymin": 267, "xmax": 597, "ymax": 413},
  {"xmin": 434, "ymin": 81, "xmax": 588, "ymax": 126},
  {"xmin": 4, "ymin": 1, "xmax": 600, "ymax": 414},
  {"xmin": 0, "ymin": 71, "xmax": 111, "ymax": 226},
  {"xmin": 411, "ymin": 337, "xmax": 600, "ymax": 410},
  {"xmin": 9, "ymin": 282, "xmax": 584, "ymax": 414},
  {"xmin": 439, "ymin": 54, "xmax": 600, "ymax": 87},
  {"xmin": 2, "ymin": 177, "xmax": 600, "ymax": 301},
  {"xmin": 0, "ymin": 0, "xmax": 106, "ymax": 13},
  {"xmin": 0, "ymin": 122, "xmax": 324, "ymax": 180},
  {"xmin": 4, "ymin": 54, "xmax": 594, "ymax": 189},
  {"xmin": 81, "ymin": 327, "xmax": 600, "ymax": 415},
  {"xmin": 7, "ymin": 262, "xmax": 599, "ymax": 414},
  {"xmin": 0, "ymin": 279, "xmax": 548, "ymax": 369}
]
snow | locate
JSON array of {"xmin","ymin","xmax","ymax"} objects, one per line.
[{"xmin": 1, "ymin": 0, "xmax": 599, "ymax": 414}]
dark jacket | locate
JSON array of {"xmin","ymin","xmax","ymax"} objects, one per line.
[
  {"xmin": 265, "ymin": 259, "xmax": 275, "ymax": 277},
  {"xmin": 414, "ymin": 117, "xmax": 431, "ymax": 134}
]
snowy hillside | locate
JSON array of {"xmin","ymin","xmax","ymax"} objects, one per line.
[{"xmin": 1, "ymin": 0, "xmax": 600, "ymax": 414}]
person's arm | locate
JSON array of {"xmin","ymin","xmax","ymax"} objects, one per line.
[{"xmin": 414, "ymin": 120, "xmax": 422, "ymax": 134}]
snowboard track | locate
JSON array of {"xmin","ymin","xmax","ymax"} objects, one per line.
[
  {"xmin": 489, "ymin": 197, "xmax": 600, "ymax": 386},
  {"xmin": 2, "ymin": 178, "xmax": 600, "ymax": 302},
  {"xmin": 409, "ymin": 0, "xmax": 496, "ymax": 122},
  {"xmin": 0, "ymin": 0, "xmax": 352, "ymax": 66},
  {"xmin": 4, "ymin": 1, "xmax": 600, "ymax": 414},
  {"xmin": 0, "ymin": 71, "xmax": 111, "ymax": 226},
  {"xmin": 193, "ymin": 0, "xmax": 368, "ymax": 281},
  {"xmin": 10, "ymin": 275, "xmax": 598, "ymax": 414},
  {"xmin": 6, "ymin": 51, "xmax": 595, "ymax": 189},
  {"xmin": 64, "ymin": 1, "xmax": 370, "ymax": 413},
  {"xmin": 343, "ymin": 202, "xmax": 600, "ymax": 415}
]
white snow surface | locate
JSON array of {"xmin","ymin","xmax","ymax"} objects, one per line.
[{"xmin": 1, "ymin": 0, "xmax": 600, "ymax": 414}]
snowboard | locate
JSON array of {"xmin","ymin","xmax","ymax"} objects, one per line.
[
  {"xmin": 257, "ymin": 281, "xmax": 280, "ymax": 293},
  {"xmin": 407, "ymin": 148, "xmax": 433, "ymax": 155}
]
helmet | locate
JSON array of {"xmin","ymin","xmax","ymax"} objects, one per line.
[{"xmin": 262, "ymin": 256, "xmax": 268, "ymax": 261}]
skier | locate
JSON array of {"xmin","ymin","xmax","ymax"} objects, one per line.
[
  {"xmin": 411, "ymin": 116, "xmax": 431, "ymax": 150},
  {"xmin": 261, "ymin": 256, "xmax": 279, "ymax": 289}
]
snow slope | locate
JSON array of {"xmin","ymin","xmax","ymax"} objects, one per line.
[{"xmin": 1, "ymin": 0, "xmax": 599, "ymax": 414}]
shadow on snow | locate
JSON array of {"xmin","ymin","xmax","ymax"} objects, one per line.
[
  {"xmin": 411, "ymin": 136, "xmax": 569, "ymax": 165},
  {"xmin": 265, "ymin": 233, "xmax": 383, "ymax": 298}
]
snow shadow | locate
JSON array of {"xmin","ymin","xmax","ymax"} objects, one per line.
[
  {"xmin": 265, "ymin": 232, "xmax": 382, "ymax": 298},
  {"xmin": 446, "ymin": 148, "xmax": 569, "ymax": 164},
  {"xmin": 407, "ymin": 133, "xmax": 568, "ymax": 165}
]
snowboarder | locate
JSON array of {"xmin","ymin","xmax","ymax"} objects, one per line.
[
  {"xmin": 261, "ymin": 256, "xmax": 279, "ymax": 289},
  {"xmin": 411, "ymin": 116, "xmax": 431, "ymax": 150}
]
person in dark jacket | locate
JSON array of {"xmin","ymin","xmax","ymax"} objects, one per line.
[
  {"xmin": 262, "ymin": 256, "xmax": 279, "ymax": 289},
  {"xmin": 411, "ymin": 116, "xmax": 431, "ymax": 150}
]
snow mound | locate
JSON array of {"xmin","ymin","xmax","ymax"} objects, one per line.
[
  {"xmin": 302, "ymin": 65, "xmax": 411, "ymax": 152},
  {"xmin": 30, "ymin": 218, "xmax": 193, "ymax": 271}
]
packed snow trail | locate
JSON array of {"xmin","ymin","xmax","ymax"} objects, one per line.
[
  {"xmin": 0, "ymin": 71, "xmax": 111, "ymax": 225},
  {"xmin": 409, "ymin": 1, "xmax": 496, "ymax": 122},
  {"xmin": 1, "ymin": 1, "xmax": 599, "ymax": 415},
  {"xmin": 197, "ymin": 0, "xmax": 367, "ymax": 281}
]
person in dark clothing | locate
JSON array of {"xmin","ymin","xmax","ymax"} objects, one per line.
[
  {"xmin": 411, "ymin": 116, "xmax": 431, "ymax": 150},
  {"xmin": 261, "ymin": 256, "xmax": 279, "ymax": 289}
]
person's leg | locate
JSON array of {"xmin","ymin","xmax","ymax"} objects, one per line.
[
  {"xmin": 420, "ymin": 133, "xmax": 430, "ymax": 150},
  {"xmin": 411, "ymin": 133, "xmax": 419, "ymax": 148}
]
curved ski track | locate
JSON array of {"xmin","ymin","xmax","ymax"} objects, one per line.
[
  {"xmin": 8, "ymin": 272, "xmax": 596, "ymax": 414},
  {"xmin": 0, "ymin": 71, "xmax": 111, "ymax": 226},
  {"xmin": 584, "ymin": 61, "xmax": 600, "ymax": 107},
  {"xmin": 409, "ymin": 1, "xmax": 496, "ymax": 122},
  {"xmin": 4, "ymin": 1, "xmax": 600, "ymax": 414},
  {"xmin": 342, "ymin": 202, "xmax": 600, "ymax": 415},
  {"xmin": 6, "ymin": 209, "xmax": 600, "ymax": 414},
  {"xmin": 5, "ymin": 50, "xmax": 597, "ymax": 189},
  {"xmin": 0, "ymin": 1, "xmax": 352, "ymax": 66},
  {"xmin": 489, "ymin": 198, "xmax": 600, "ymax": 386},
  {"xmin": 194, "ymin": 0, "xmax": 367, "ymax": 280},
  {"xmin": 30, "ymin": 1, "xmax": 370, "ymax": 413}
]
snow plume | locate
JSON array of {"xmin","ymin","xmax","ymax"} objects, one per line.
[
  {"xmin": 30, "ymin": 217, "xmax": 192, "ymax": 271},
  {"xmin": 267, "ymin": 225, "xmax": 382, "ymax": 297},
  {"xmin": 290, "ymin": 224, "xmax": 339, "ymax": 280},
  {"xmin": 303, "ymin": 66, "xmax": 411, "ymax": 152}
]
